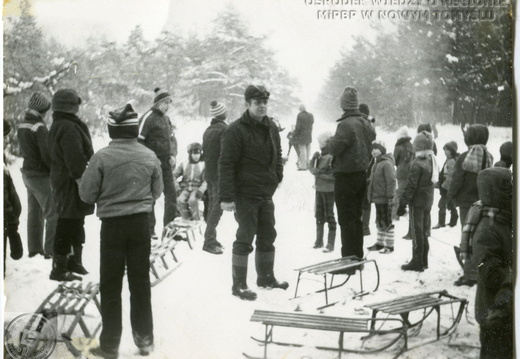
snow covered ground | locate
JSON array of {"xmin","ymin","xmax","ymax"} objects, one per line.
[{"xmin": 3, "ymin": 121, "xmax": 513, "ymax": 359}]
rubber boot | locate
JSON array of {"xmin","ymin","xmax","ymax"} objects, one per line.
[
  {"xmin": 432, "ymin": 211, "xmax": 446, "ymax": 229},
  {"xmin": 231, "ymin": 254, "xmax": 256, "ymax": 300},
  {"xmin": 323, "ymin": 224, "xmax": 336, "ymax": 253},
  {"xmin": 448, "ymin": 210, "xmax": 459, "ymax": 227},
  {"xmin": 50, "ymin": 255, "xmax": 82, "ymax": 281},
  {"xmin": 68, "ymin": 245, "xmax": 89, "ymax": 275},
  {"xmin": 313, "ymin": 222, "xmax": 324, "ymax": 248},
  {"xmin": 256, "ymin": 251, "xmax": 289, "ymax": 290}
]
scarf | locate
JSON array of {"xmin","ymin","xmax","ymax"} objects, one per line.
[
  {"xmin": 462, "ymin": 144, "xmax": 493, "ymax": 173},
  {"xmin": 415, "ymin": 149, "xmax": 439, "ymax": 184}
]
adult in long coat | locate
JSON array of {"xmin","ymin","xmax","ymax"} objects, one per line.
[
  {"xmin": 293, "ymin": 104, "xmax": 314, "ymax": 170},
  {"xmin": 48, "ymin": 89, "xmax": 94, "ymax": 281}
]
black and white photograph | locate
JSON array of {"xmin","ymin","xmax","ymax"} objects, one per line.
[{"xmin": 2, "ymin": 0, "xmax": 515, "ymax": 358}]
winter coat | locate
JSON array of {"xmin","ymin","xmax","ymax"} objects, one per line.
[
  {"xmin": 439, "ymin": 156, "xmax": 458, "ymax": 192},
  {"xmin": 308, "ymin": 152, "xmax": 334, "ymax": 193},
  {"xmin": 79, "ymin": 139, "xmax": 163, "ymax": 219},
  {"xmin": 173, "ymin": 160, "xmax": 207, "ymax": 193},
  {"xmin": 448, "ymin": 151, "xmax": 490, "ymax": 208},
  {"xmin": 393, "ymin": 137, "xmax": 414, "ymax": 182},
  {"xmin": 203, "ymin": 118, "xmax": 227, "ymax": 182},
  {"xmin": 4, "ymin": 163, "xmax": 21, "ymax": 226},
  {"xmin": 48, "ymin": 112, "xmax": 94, "ymax": 219},
  {"xmin": 400, "ymin": 155, "xmax": 434, "ymax": 208},
  {"xmin": 367, "ymin": 154, "xmax": 396, "ymax": 204},
  {"xmin": 219, "ymin": 111, "xmax": 283, "ymax": 201},
  {"xmin": 17, "ymin": 110, "xmax": 51, "ymax": 177},
  {"xmin": 138, "ymin": 108, "xmax": 177, "ymax": 160},
  {"xmin": 326, "ymin": 110, "xmax": 376, "ymax": 174},
  {"xmin": 293, "ymin": 111, "xmax": 314, "ymax": 145}
]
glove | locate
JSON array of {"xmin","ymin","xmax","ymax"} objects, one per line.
[
  {"xmin": 396, "ymin": 204, "xmax": 407, "ymax": 217},
  {"xmin": 5, "ymin": 224, "xmax": 23, "ymax": 260}
]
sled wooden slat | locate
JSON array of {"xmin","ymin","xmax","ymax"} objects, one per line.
[{"xmin": 149, "ymin": 233, "xmax": 182, "ymax": 287}]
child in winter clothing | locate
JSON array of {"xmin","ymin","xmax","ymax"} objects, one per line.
[
  {"xmin": 433, "ymin": 141, "xmax": 459, "ymax": 229},
  {"xmin": 308, "ymin": 132, "xmax": 337, "ymax": 252},
  {"xmin": 173, "ymin": 142, "xmax": 207, "ymax": 221},
  {"xmin": 393, "ymin": 126, "xmax": 414, "ymax": 234},
  {"xmin": 397, "ymin": 131, "xmax": 438, "ymax": 271},
  {"xmin": 366, "ymin": 140, "xmax": 396, "ymax": 253},
  {"xmin": 494, "ymin": 141, "xmax": 512, "ymax": 169}
]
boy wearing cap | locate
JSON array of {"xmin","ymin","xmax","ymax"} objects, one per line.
[
  {"xmin": 219, "ymin": 85, "xmax": 287, "ymax": 301},
  {"xmin": 202, "ymin": 101, "xmax": 228, "ymax": 254},
  {"xmin": 17, "ymin": 92, "xmax": 58, "ymax": 259},
  {"xmin": 48, "ymin": 89, "xmax": 94, "ymax": 281},
  {"xmin": 80, "ymin": 104, "xmax": 163, "ymax": 359}
]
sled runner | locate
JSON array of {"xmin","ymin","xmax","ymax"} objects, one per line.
[
  {"xmin": 162, "ymin": 218, "xmax": 204, "ymax": 250},
  {"xmin": 293, "ymin": 256, "xmax": 380, "ymax": 309},
  {"xmin": 244, "ymin": 309, "xmax": 406, "ymax": 359}
]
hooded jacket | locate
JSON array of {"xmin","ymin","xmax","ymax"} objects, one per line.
[
  {"xmin": 367, "ymin": 153, "xmax": 396, "ymax": 204},
  {"xmin": 17, "ymin": 110, "xmax": 51, "ymax": 177}
]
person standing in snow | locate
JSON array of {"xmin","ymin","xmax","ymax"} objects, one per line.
[
  {"xmin": 325, "ymin": 87, "xmax": 376, "ymax": 260},
  {"xmin": 219, "ymin": 85, "xmax": 287, "ymax": 301},
  {"xmin": 138, "ymin": 88, "xmax": 178, "ymax": 239},
  {"xmin": 17, "ymin": 92, "xmax": 58, "ymax": 259},
  {"xmin": 392, "ymin": 126, "xmax": 414, "ymax": 231},
  {"xmin": 432, "ymin": 141, "xmax": 459, "ymax": 229},
  {"xmin": 48, "ymin": 89, "xmax": 94, "ymax": 282},
  {"xmin": 359, "ymin": 103, "xmax": 376, "ymax": 236},
  {"xmin": 293, "ymin": 104, "xmax": 314, "ymax": 171},
  {"xmin": 202, "ymin": 100, "xmax": 228, "ymax": 255},
  {"xmin": 80, "ymin": 104, "xmax": 162, "ymax": 359}
]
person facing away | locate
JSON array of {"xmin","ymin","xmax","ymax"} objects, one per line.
[
  {"xmin": 494, "ymin": 141, "xmax": 512, "ymax": 169},
  {"xmin": 432, "ymin": 141, "xmax": 459, "ymax": 229},
  {"xmin": 293, "ymin": 104, "xmax": 314, "ymax": 171},
  {"xmin": 359, "ymin": 103, "xmax": 376, "ymax": 237},
  {"xmin": 366, "ymin": 140, "xmax": 396, "ymax": 254},
  {"xmin": 47, "ymin": 89, "xmax": 94, "ymax": 282},
  {"xmin": 79, "ymin": 103, "xmax": 163, "ymax": 359},
  {"xmin": 397, "ymin": 131, "xmax": 438, "ymax": 272},
  {"xmin": 308, "ymin": 131, "xmax": 336, "ymax": 253},
  {"xmin": 219, "ymin": 84, "xmax": 287, "ymax": 301},
  {"xmin": 17, "ymin": 92, "xmax": 58, "ymax": 259},
  {"xmin": 173, "ymin": 142, "xmax": 207, "ymax": 221}
]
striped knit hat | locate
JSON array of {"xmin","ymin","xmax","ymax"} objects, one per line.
[
  {"xmin": 107, "ymin": 104, "xmax": 139, "ymax": 139},
  {"xmin": 28, "ymin": 92, "xmax": 51, "ymax": 113},
  {"xmin": 209, "ymin": 100, "xmax": 227, "ymax": 118},
  {"xmin": 153, "ymin": 87, "xmax": 172, "ymax": 104}
]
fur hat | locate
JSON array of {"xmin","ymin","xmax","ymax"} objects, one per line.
[
  {"xmin": 477, "ymin": 167, "xmax": 512, "ymax": 211},
  {"xmin": 187, "ymin": 142, "xmax": 202, "ymax": 153},
  {"xmin": 28, "ymin": 92, "xmax": 51, "ymax": 113},
  {"xmin": 153, "ymin": 87, "xmax": 172, "ymax": 104},
  {"xmin": 396, "ymin": 126, "xmax": 410, "ymax": 140},
  {"xmin": 107, "ymin": 104, "xmax": 139, "ymax": 139},
  {"xmin": 413, "ymin": 131, "xmax": 433, "ymax": 152},
  {"xmin": 210, "ymin": 100, "xmax": 227, "ymax": 118},
  {"xmin": 463, "ymin": 124, "xmax": 489, "ymax": 146},
  {"xmin": 339, "ymin": 87, "xmax": 358, "ymax": 111},
  {"xmin": 443, "ymin": 141, "xmax": 458, "ymax": 157},
  {"xmin": 371, "ymin": 140, "xmax": 387, "ymax": 155},
  {"xmin": 317, "ymin": 131, "xmax": 333, "ymax": 149},
  {"xmin": 244, "ymin": 85, "xmax": 270, "ymax": 101},
  {"xmin": 52, "ymin": 89, "xmax": 82, "ymax": 114}
]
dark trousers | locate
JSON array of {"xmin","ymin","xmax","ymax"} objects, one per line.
[
  {"xmin": 374, "ymin": 203, "xmax": 392, "ymax": 230},
  {"xmin": 204, "ymin": 181, "xmax": 223, "ymax": 246},
  {"xmin": 409, "ymin": 206, "xmax": 430, "ymax": 267},
  {"xmin": 99, "ymin": 213, "xmax": 153, "ymax": 353},
  {"xmin": 362, "ymin": 187, "xmax": 371, "ymax": 233},
  {"xmin": 334, "ymin": 172, "xmax": 366, "ymax": 258},
  {"xmin": 54, "ymin": 218, "xmax": 85, "ymax": 256},
  {"xmin": 233, "ymin": 196, "xmax": 276, "ymax": 255},
  {"xmin": 480, "ymin": 323, "xmax": 513, "ymax": 359},
  {"xmin": 459, "ymin": 205, "xmax": 477, "ymax": 280},
  {"xmin": 315, "ymin": 191, "xmax": 336, "ymax": 227},
  {"xmin": 149, "ymin": 158, "xmax": 177, "ymax": 235},
  {"xmin": 437, "ymin": 190, "xmax": 456, "ymax": 216}
]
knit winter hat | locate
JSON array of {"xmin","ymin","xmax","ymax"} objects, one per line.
[
  {"xmin": 317, "ymin": 131, "xmax": 333, "ymax": 149},
  {"xmin": 477, "ymin": 167, "xmax": 512, "ymax": 211},
  {"xmin": 28, "ymin": 92, "xmax": 51, "ymax": 113},
  {"xmin": 339, "ymin": 87, "xmax": 358, "ymax": 111},
  {"xmin": 499, "ymin": 141, "xmax": 513, "ymax": 158},
  {"xmin": 413, "ymin": 131, "xmax": 433, "ymax": 152},
  {"xmin": 371, "ymin": 140, "xmax": 387, "ymax": 155},
  {"xmin": 187, "ymin": 142, "xmax": 202, "ymax": 153},
  {"xmin": 107, "ymin": 104, "xmax": 139, "ymax": 139},
  {"xmin": 52, "ymin": 89, "xmax": 82, "ymax": 114},
  {"xmin": 463, "ymin": 124, "xmax": 489, "ymax": 146},
  {"xmin": 443, "ymin": 141, "xmax": 458, "ymax": 157},
  {"xmin": 244, "ymin": 85, "xmax": 270, "ymax": 101},
  {"xmin": 153, "ymin": 87, "xmax": 172, "ymax": 104},
  {"xmin": 209, "ymin": 100, "xmax": 227, "ymax": 118}
]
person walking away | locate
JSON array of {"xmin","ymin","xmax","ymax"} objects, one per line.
[
  {"xmin": 308, "ymin": 131, "xmax": 336, "ymax": 252},
  {"xmin": 392, "ymin": 126, "xmax": 414, "ymax": 239},
  {"xmin": 202, "ymin": 100, "xmax": 227, "ymax": 255},
  {"xmin": 48, "ymin": 89, "xmax": 94, "ymax": 281},
  {"xmin": 448, "ymin": 124, "xmax": 493, "ymax": 286},
  {"xmin": 397, "ymin": 131, "xmax": 438, "ymax": 272},
  {"xmin": 366, "ymin": 140, "xmax": 396, "ymax": 254},
  {"xmin": 138, "ymin": 88, "xmax": 178, "ymax": 239},
  {"xmin": 293, "ymin": 104, "xmax": 314, "ymax": 171},
  {"xmin": 433, "ymin": 141, "xmax": 459, "ymax": 229},
  {"xmin": 17, "ymin": 92, "xmax": 58, "ymax": 259},
  {"xmin": 219, "ymin": 85, "xmax": 287, "ymax": 301},
  {"xmin": 80, "ymin": 104, "xmax": 163, "ymax": 359},
  {"xmin": 325, "ymin": 87, "xmax": 376, "ymax": 260}
]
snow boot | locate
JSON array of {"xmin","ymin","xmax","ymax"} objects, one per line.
[
  {"xmin": 232, "ymin": 254, "xmax": 257, "ymax": 300},
  {"xmin": 323, "ymin": 225, "xmax": 336, "ymax": 253},
  {"xmin": 432, "ymin": 211, "xmax": 446, "ymax": 229},
  {"xmin": 256, "ymin": 251, "xmax": 289, "ymax": 290},
  {"xmin": 68, "ymin": 245, "xmax": 88, "ymax": 275},
  {"xmin": 448, "ymin": 210, "xmax": 459, "ymax": 227},
  {"xmin": 50, "ymin": 255, "xmax": 82, "ymax": 281},
  {"xmin": 8, "ymin": 231, "xmax": 23, "ymax": 260},
  {"xmin": 313, "ymin": 222, "xmax": 324, "ymax": 248},
  {"xmin": 90, "ymin": 346, "xmax": 118, "ymax": 359},
  {"xmin": 400, "ymin": 261, "xmax": 424, "ymax": 272}
]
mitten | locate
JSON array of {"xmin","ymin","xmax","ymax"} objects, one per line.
[
  {"xmin": 6, "ymin": 224, "xmax": 23, "ymax": 260},
  {"xmin": 396, "ymin": 204, "xmax": 407, "ymax": 217}
]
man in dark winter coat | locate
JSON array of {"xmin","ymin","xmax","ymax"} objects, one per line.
[
  {"xmin": 17, "ymin": 92, "xmax": 58, "ymax": 259},
  {"xmin": 80, "ymin": 104, "xmax": 163, "ymax": 359},
  {"xmin": 138, "ymin": 88, "xmax": 178, "ymax": 239},
  {"xmin": 202, "ymin": 100, "xmax": 228, "ymax": 255},
  {"xmin": 293, "ymin": 104, "xmax": 314, "ymax": 170},
  {"xmin": 359, "ymin": 104, "xmax": 376, "ymax": 236},
  {"xmin": 325, "ymin": 87, "xmax": 376, "ymax": 260},
  {"xmin": 219, "ymin": 85, "xmax": 287, "ymax": 301},
  {"xmin": 48, "ymin": 89, "xmax": 94, "ymax": 281}
]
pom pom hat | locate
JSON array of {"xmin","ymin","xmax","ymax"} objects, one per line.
[
  {"xmin": 210, "ymin": 100, "xmax": 227, "ymax": 118},
  {"xmin": 340, "ymin": 87, "xmax": 358, "ymax": 111},
  {"xmin": 153, "ymin": 87, "xmax": 172, "ymax": 104},
  {"xmin": 107, "ymin": 104, "xmax": 139, "ymax": 139}
]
